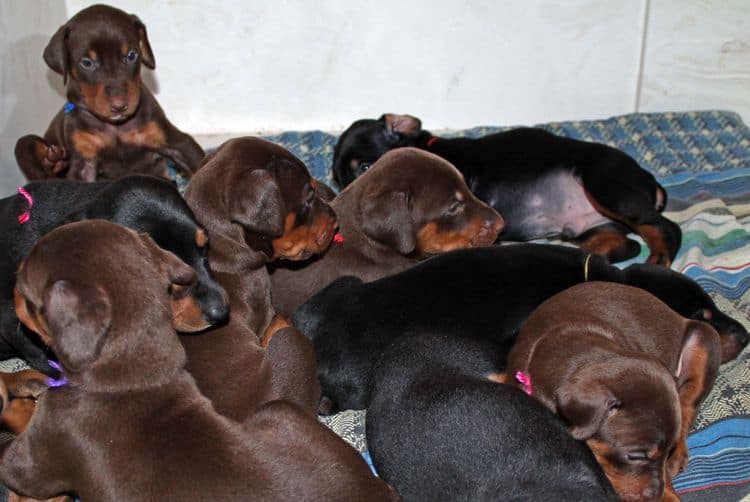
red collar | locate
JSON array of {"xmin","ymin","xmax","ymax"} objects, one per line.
[{"xmin": 426, "ymin": 136, "xmax": 439, "ymax": 148}]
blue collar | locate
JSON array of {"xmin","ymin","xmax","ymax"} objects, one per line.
[{"xmin": 63, "ymin": 102, "xmax": 76, "ymax": 114}]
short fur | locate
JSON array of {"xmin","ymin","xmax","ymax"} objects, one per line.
[
  {"xmin": 1, "ymin": 221, "xmax": 396, "ymax": 501},
  {"xmin": 0, "ymin": 175, "xmax": 228, "ymax": 374},
  {"xmin": 183, "ymin": 137, "xmax": 337, "ymax": 420},
  {"xmin": 15, "ymin": 4, "xmax": 204, "ymax": 181},
  {"xmin": 270, "ymin": 147, "xmax": 503, "ymax": 316},
  {"xmin": 293, "ymin": 244, "xmax": 747, "ymax": 412},
  {"xmin": 367, "ymin": 333, "xmax": 617, "ymax": 501},
  {"xmin": 331, "ymin": 114, "xmax": 682, "ymax": 265},
  {"xmin": 506, "ymin": 282, "xmax": 722, "ymax": 502}
]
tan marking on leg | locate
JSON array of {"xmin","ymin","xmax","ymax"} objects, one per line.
[
  {"xmin": 261, "ymin": 314, "xmax": 293, "ymax": 348},
  {"xmin": 70, "ymin": 130, "xmax": 113, "ymax": 160}
]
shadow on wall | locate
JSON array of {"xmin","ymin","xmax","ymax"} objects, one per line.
[{"xmin": 0, "ymin": 1, "xmax": 161, "ymax": 197}]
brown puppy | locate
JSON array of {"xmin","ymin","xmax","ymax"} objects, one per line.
[
  {"xmin": 270, "ymin": 147, "xmax": 504, "ymax": 316},
  {"xmin": 183, "ymin": 137, "xmax": 337, "ymax": 420},
  {"xmin": 15, "ymin": 4, "xmax": 204, "ymax": 181},
  {"xmin": 1, "ymin": 220, "xmax": 395, "ymax": 501},
  {"xmin": 506, "ymin": 282, "xmax": 721, "ymax": 502}
]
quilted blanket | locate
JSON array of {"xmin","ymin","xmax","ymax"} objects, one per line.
[{"xmin": 1, "ymin": 111, "xmax": 748, "ymax": 501}]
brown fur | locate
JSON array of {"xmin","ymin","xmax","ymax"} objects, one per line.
[
  {"xmin": 270, "ymin": 147, "xmax": 504, "ymax": 316},
  {"xmin": 15, "ymin": 4, "xmax": 204, "ymax": 181},
  {"xmin": 0, "ymin": 220, "xmax": 396, "ymax": 501},
  {"xmin": 506, "ymin": 282, "xmax": 721, "ymax": 502},
  {"xmin": 183, "ymin": 137, "xmax": 336, "ymax": 420}
]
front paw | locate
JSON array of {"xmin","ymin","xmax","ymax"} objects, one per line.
[
  {"xmin": 668, "ymin": 438, "xmax": 689, "ymax": 477},
  {"xmin": 40, "ymin": 145, "xmax": 68, "ymax": 175}
]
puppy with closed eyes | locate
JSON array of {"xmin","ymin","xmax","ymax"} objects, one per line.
[{"xmin": 270, "ymin": 147, "xmax": 503, "ymax": 316}]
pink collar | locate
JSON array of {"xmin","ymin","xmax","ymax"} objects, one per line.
[
  {"xmin": 17, "ymin": 187, "xmax": 33, "ymax": 224},
  {"xmin": 515, "ymin": 371, "xmax": 533, "ymax": 396}
]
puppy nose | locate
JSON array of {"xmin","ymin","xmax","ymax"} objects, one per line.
[
  {"xmin": 110, "ymin": 101, "xmax": 128, "ymax": 114},
  {"xmin": 488, "ymin": 213, "xmax": 505, "ymax": 234},
  {"xmin": 205, "ymin": 302, "xmax": 229, "ymax": 325}
]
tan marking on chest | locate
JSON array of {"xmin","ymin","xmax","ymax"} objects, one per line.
[
  {"xmin": 119, "ymin": 121, "xmax": 166, "ymax": 148},
  {"xmin": 70, "ymin": 130, "xmax": 115, "ymax": 160}
]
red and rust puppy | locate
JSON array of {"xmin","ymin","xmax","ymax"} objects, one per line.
[
  {"xmin": 15, "ymin": 4, "xmax": 204, "ymax": 181},
  {"xmin": 1, "ymin": 220, "xmax": 395, "ymax": 501},
  {"xmin": 184, "ymin": 137, "xmax": 337, "ymax": 420},
  {"xmin": 506, "ymin": 282, "xmax": 721, "ymax": 502},
  {"xmin": 270, "ymin": 147, "xmax": 503, "ymax": 316}
]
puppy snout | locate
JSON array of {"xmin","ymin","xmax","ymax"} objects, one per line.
[
  {"xmin": 200, "ymin": 290, "xmax": 230, "ymax": 325},
  {"xmin": 110, "ymin": 101, "xmax": 129, "ymax": 114}
]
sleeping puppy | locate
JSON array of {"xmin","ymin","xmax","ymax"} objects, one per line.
[
  {"xmin": 293, "ymin": 244, "xmax": 746, "ymax": 413},
  {"xmin": 367, "ymin": 333, "xmax": 617, "ymax": 501},
  {"xmin": 1, "ymin": 220, "xmax": 396, "ymax": 501},
  {"xmin": 0, "ymin": 175, "xmax": 228, "ymax": 375},
  {"xmin": 270, "ymin": 147, "xmax": 503, "ymax": 316},
  {"xmin": 506, "ymin": 282, "xmax": 721, "ymax": 501},
  {"xmin": 331, "ymin": 114, "xmax": 682, "ymax": 266},
  {"xmin": 15, "ymin": 4, "xmax": 204, "ymax": 181},
  {"xmin": 183, "ymin": 137, "xmax": 337, "ymax": 419}
]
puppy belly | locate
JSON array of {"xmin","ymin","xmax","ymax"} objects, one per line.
[{"xmin": 500, "ymin": 170, "xmax": 610, "ymax": 240}]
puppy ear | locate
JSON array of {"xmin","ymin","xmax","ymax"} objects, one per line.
[
  {"xmin": 131, "ymin": 15, "xmax": 155, "ymax": 69},
  {"xmin": 555, "ymin": 380, "xmax": 621, "ymax": 440},
  {"xmin": 43, "ymin": 280, "xmax": 111, "ymax": 372},
  {"xmin": 361, "ymin": 190, "xmax": 416, "ymax": 255},
  {"xmin": 676, "ymin": 321, "xmax": 721, "ymax": 390},
  {"xmin": 382, "ymin": 113, "xmax": 422, "ymax": 138},
  {"xmin": 43, "ymin": 25, "xmax": 71, "ymax": 84},
  {"xmin": 230, "ymin": 169, "xmax": 286, "ymax": 237}
]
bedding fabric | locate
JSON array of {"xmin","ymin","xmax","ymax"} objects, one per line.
[{"xmin": 1, "ymin": 110, "xmax": 749, "ymax": 501}]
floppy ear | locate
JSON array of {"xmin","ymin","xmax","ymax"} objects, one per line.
[
  {"xmin": 360, "ymin": 190, "xmax": 416, "ymax": 255},
  {"xmin": 131, "ymin": 15, "xmax": 155, "ymax": 69},
  {"xmin": 43, "ymin": 25, "xmax": 71, "ymax": 84},
  {"xmin": 676, "ymin": 320, "xmax": 721, "ymax": 391},
  {"xmin": 382, "ymin": 113, "xmax": 422, "ymax": 138},
  {"xmin": 43, "ymin": 280, "xmax": 111, "ymax": 372},
  {"xmin": 230, "ymin": 169, "xmax": 286, "ymax": 237},
  {"xmin": 554, "ymin": 380, "xmax": 621, "ymax": 440}
]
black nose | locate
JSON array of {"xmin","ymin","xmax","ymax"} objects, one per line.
[
  {"xmin": 110, "ymin": 103, "xmax": 128, "ymax": 113},
  {"xmin": 204, "ymin": 302, "xmax": 229, "ymax": 324}
]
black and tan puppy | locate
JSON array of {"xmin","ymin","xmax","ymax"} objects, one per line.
[
  {"xmin": 1, "ymin": 220, "xmax": 396, "ymax": 501},
  {"xmin": 270, "ymin": 147, "xmax": 503, "ymax": 316},
  {"xmin": 332, "ymin": 114, "xmax": 682, "ymax": 265},
  {"xmin": 183, "ymin": 137, "xmax": 337, "ymax": 420},
  {"xmin": 506, "ymin": 282, "xmax": 721, "ymax": 502},
  {"xmin": 0, "ymin": 175, "xmax": 228, "ymax": 375},
  {"xmin": 367, "ymin": 333, "xmax": 617, "ymax": 501},
  {"xmin": 15, "ymin": 4, "xmax": 204, "ymax": 181},
  {"xmin": 294, "ymin": 244, "xmax": 746, "ymax": 412}
]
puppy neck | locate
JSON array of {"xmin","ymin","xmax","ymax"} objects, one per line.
[{"xmin": 206, "ymin": 228, "xmax": 268, "ymax": 273}]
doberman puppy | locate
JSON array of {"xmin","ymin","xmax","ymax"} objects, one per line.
[
  {"xmin": 367, "ymin": 333, "xmax": 617, "ymax": 501},
  {"xmin": 15, "ymin": 4, "xmax": 204, "ymax": 182},
  {"xmin": 0, "ymin": 175, "xmax": 228, "ymax": 375},
  {"xmin": 183, "ymin": 137, "xmax": 337, "ymax": 420},
  {"xmin": 293, "ymin": 244, "xmax": 747, "ymax": 412},
  {"xmin": 331, "ymin": 113, "xmax": 682, "ymax": 266},
  {"xmin": 270, "ymin": 147, "xmax": 503, "ymax": 316},
  {"xmin": 506, "ymin": 282, "xmax": 721, "ymax": 502},
  {"xmin": 1, "ymin": 220, "xmax": 396, "ymax": 502}
]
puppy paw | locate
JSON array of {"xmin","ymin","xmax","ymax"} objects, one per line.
[
  {"xmin": 646, "ymin": 251, "xmax": 671, "ymax": 268},
  {"xmin": 40, "ymin": 144, "xmax": 69, "ymax": 175},
  {"xmin": 668, "ymin": 439, "xmax": 689, "ymax": 477}
]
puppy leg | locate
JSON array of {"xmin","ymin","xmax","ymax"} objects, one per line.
[
  {"xmin": 669, "ymin": 322, "xmax": 722, "ymax": 477},
  {"xmin": 2, "ymin": 371, "xmax": 49, "ymax": 399},
  {"xmin": 15, "ymin": 136, "xmax": 68, "ymax": 180},
  {"xmin": 570, "ymin": 223, "xmax": 641, "ymax": 264},
  {"xmin": 157, "ymin": 125, "xmax": 205, "ymax": 177},
  {"xmin": 265, "ymin": 326, "xmax": 321, "ymax": 414}
]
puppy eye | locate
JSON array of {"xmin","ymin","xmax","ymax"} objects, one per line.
[
  {"xmin": 358, "ymin": 162, "xmax": 372, "ymax": 174},
  {"xmin": 124, "ymin": 50, "xmax": 138, "ymax": 63},
  {"xmin": 447, "ymin": 199, "xmax": 465, "ymax": 215},
  {"xmin": 626, "ymin": 451, "xmax": 649, "ymax": 462},
  {"xmin": 80, "ymin": 57, "xmax": 95, "ymax": 70}
]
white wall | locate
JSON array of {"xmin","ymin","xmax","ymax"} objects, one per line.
[{"xmin": 1, "ymin": 0, "xmax": 748, "ymax": 196}]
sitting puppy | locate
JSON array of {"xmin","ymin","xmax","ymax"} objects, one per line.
[
  {"xmin": 1, "ymin": 220, "xmax": 396, "ymax": 501},
  {"xmin": 183, "ymin": 137, "xmax": 337, "ymax": 419},
  {"xmin": 367, "ymin": 333, "xmax": 617, "ymax": 501},
  {"xmin": 270, "ymin": 147, "xmax": 503, "ymax": 316},
  {"xmin": 15, "ymin": 4, "xmax": 204, "ymax": 181},
  {"xmin": 294, "ymin": 244, "xmax": 746, "ymax": 412},
  {"xmin": 0, "ymin": 175, "xmax": 228, "ymax": 374},
  {"xmin": 506, "ymin": 282, "xmax": 721, "ymax": 502},
  {"xmin": 331, "ymin": 114, "xmax": 682, "ymax": 266}
]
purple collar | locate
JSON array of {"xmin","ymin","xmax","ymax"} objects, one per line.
[{"xmin": 46, "ymin": 360, "xmax": 69, "ymax": 388}]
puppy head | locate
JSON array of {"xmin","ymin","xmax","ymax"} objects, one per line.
[
  {"xmin": 554, "ymin": 360, "xmax": 680, "ymax": 502},
  {"xmin": 350, "ymin": 148, "xmax": 503, "ymax": 256},
  {"xmin": 623, "ymin": 263, "xmax": 749, "ymax": 362},
  {"xmin": 332, "ymin": 113, "xmax": 424, "ymax": 188},
  {"xmin": 14, "ymin": 221, "xmax": 199, "ymax": 379},
  {"xmin": 44, "ymin": 4, "xmax": 155, "ymax": 123},
  {"xmin": 186, "ymin": 137, "xmax": 337, "ymax": 261}
]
